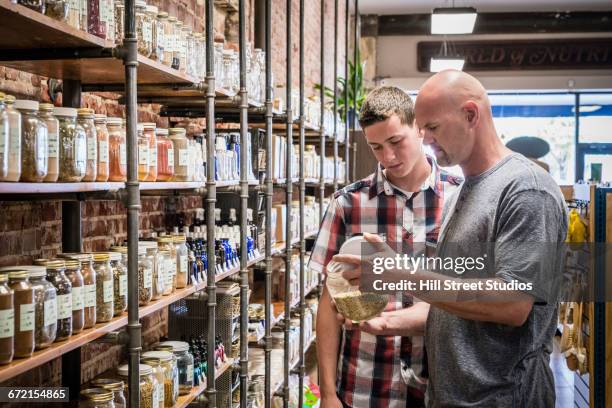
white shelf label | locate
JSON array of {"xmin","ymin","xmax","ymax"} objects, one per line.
[
  {"xmin": 87, "ymin": 139, "xmax": 97, "ymax": 161},
  {"xmin": 103, "ymin": 280, "xmax": 113, "ymax": 304},
  {"xmin": 149, "ymin": 144, "xmax": 158, "ymax": 166},
  {"xmin": 99, "ymin": 140, "xmax": 109, "ymax": 163},
  {"xmin": 48, "ymin": 131, "xmax": 58, "ymax": 158},
  {"xmin": 85, "ymin": 284, "xmax": 97, "ymax": 308},
  {"xmin": 20, "ymin": 303, "xmax": 34, "ymax": 332},
  {"xmin": 179, "ymin": 255, "xmax": 188, "ymax": 274},
  {"xmin": 120, "ymin": 144, "xmax": 127, "ymax": 166},
  {"xmin": 44, "ymin": 298, "xmax": 57, "ymax": 327},
  {"xmin": 119, "ymin": 275, "xmax": 127, "ymax": 297},
  {"xmin": 143, "ymin": 266, "xmax": 152, "ymax": 289},
  {"xmin": 57, "ymin": 293, "xmax": 72, "ymax": 320},
  {"xmin": 72, "ymin": 286, "xmax": 84, "ymax": 311},
  {"xmin": 0, "ymin": 309, "xmax": 14, "ymax": 338},
  {"xmin": 138, "ymin": 145, "xmax": 149, "ymax": 165},
  {"xmin": 168, "ymin": 148, "xmax": 175, "ymax": 167},
  {"xmin": 178, "ymin": 149, "xmax": 189, "ymax": 166}
]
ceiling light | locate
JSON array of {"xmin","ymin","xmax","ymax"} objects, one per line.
[
  {"xmin": 430, "ymin": 58, "xmax": 465, "ymax": 73},
  {"xmin": 431, "ymin": 7, "xmax": 477, "ymax": 35}
]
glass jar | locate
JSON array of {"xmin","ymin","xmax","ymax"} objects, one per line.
[
  {"xmin": 135, "ymin": 0, "xmax": 151, "ymax": 57},
  {"xmin": 109, "ymin": 251, "xmax": 127, "ymax": 316},
  {"xmin": 64, "ymin": 258, "xmax": 84, "ymax": 334},
  {"xmin": 80, "ymin": 388, "xmax": 115, "ymax": 408},
  {"xmin": 18, "ymin": 0, "xmax": 45, "ymax": 13},
  {"xmin": 155, "ymin": 128, "xmax": 173, "ymax": 181},
  {"xmin": 65, "ymin": 0, "xmax": 80, "ymax": 29},
  {"xmin": 137, "ymin": 124, "xmax": 149, "ymax": 182},
  {"xmin": 78, "ymin": 254, "xmax": 97, "ymax": 328},
  {"xmin": 118, "ymin": 363, "xmax": 157, "ymax": 408},
  {"xmin": 0, "ymin": 274, "xmax": 13, "ymax": 365},
  {"xmin": 90, "ymin": 379, "xmax": 126, "ymax": 408},
  {"xmin": 142, "ymin": 123, "xmax": 157, "ymax": 181},
  {"xmin": 147, "ymin": 5, "xmax": 159, "ymax": 61},
  {"xmin": 156, "ymin": 12, "xmax": 169, "ymax": 66},
  {"xmin": 16, "ymin": 100, "xmax": 48, "ymax": 182},
  {"xmin": 38, "ymin": 104, "xmax": 59, "ymax": 182},
  {"xmin": 141, "ymin": 357, "xmax": 165, "ymax": 408},
  {"xmin": 138, "ymin": 248, "xmax": 153, "ymax": 306},
  {"xmin": 173, "ymin": 235, "xmax": 188, "ymax": 289},
  {"xmin": 180, "ymin": 26, "xmax": 191, "ymax": 75},
  {"xmin": 0, "ymin": 94, "xmax": 9, "ymax": 181},
  {"xmin": 93, "ymin": 253, "xmax": 113, "ymax": 323},
  {"xmin": 158, "ymin": 341, "xmax": 193, "ymax": 395},
  {"xmin": 157, "ymin": 238, "xmax": 176, "ymax": 293},
  {"xmin": 214, "ymin": 42, "xmax": 225, "ymax": 87},
  {"xmin": 168, "ymin": 128, "xmax": 188, "ymax": 182},
  {"xmin": 8, "ymin": 271, "xmax": 34, "ymax": 358},
  {"xmin": 170, "ymin": 18, "xmax": 181, "ymax": 70},
  {"xmin": 192, "ymin": 33, "xmax": 205, "ymax": 81},
  {"xmin": 157, "ymin": 249, "xmax": 171, "ymax": 296},
  {"xmin": 114, "ymin": 1, "xmax": 124, "ymax": 45},
  {"xmin": 101, "ymin": 0, "xmax": 115, "ymax": 42},
  {"xmin": 144, "ymin": 246, "xmax": 162, "ymax": 301},
  {"xmin": 16, "ymin": 266, "xmax": 57, "ymax": 350},
  {"xmin": 1, "ymin": 96, "xmax": 21, "ymax": 182},
  {"xmin": 94, "ymin": 114, "xmax": 110, "ymax": 182},
  {"xmin": 222, "ymin": 50, "xmax": 234, "ymax": 92},
  {"xmin": 88, "ymin": 0, "xmax": 106, "ymax": 39},
  {"xmin": 55, "ymin": 107, "xmax": 87, "ymax": 182},
  {"xmin": 44, "ymin": 0, "xmax": 68, "ymax": 22},
  {"xmin": 80, "ymin": 0, "xmax": 88, "ymax": 33},
  {"xmin": 107, "ymin": 117, "xmax": 127, "ymax": 182},
  {"xmin": 142, "ymin": 351, "xmax": 177, "ymax": 407},
  {"xmin": 77, "ymin": 108, "xmax": 97, "ymax": 182},
  {"xmin": 38, "ymin": 260, "xmax": 72, "ymax": 341}
]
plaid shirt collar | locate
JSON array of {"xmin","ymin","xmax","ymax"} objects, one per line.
[{"xmin": 369, "ymin": 155, "xmax": 443, "ymax": 200}]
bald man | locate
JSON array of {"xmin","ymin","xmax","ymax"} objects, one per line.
[{"xmin": 334, "ymin": 70, "xmax": 568, "ymax": 407}]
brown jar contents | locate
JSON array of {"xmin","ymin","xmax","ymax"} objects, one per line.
[
  {"xmin": 8, "ymin": 271, "xmax": 34, "ymax": 358},
  {"xmin": 0, "ymin": 274, "xmax": 14, "ymax": 365},
  {"xmin": 64, "ymin": 259, "xmax": 85, "ymax": 334}
]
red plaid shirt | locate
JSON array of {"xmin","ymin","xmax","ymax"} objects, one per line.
[{"xmin": 309, "ymin": 157, "xmax": 461, "ymax": 408}]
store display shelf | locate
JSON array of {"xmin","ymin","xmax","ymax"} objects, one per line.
[
  {"xmin": 196, "ymin": 254, "xmax": 265, "ymax": 289},
  {"xmin": 174, "ymin": 358, "xmax": 234, "ymax": 408},
  {"xmin": 271, "ymin": 334, "xmax": 317, "ymax": 396},
  {"xmin": 267, "ymin": 284, "xmax": 318, "ymax": 330},
  {"xmin": 271, "ymin": 230, "xmax": 318, "ymax": 256}
]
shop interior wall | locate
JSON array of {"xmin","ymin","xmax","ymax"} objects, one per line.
[{"xmin": 0, "ymin": 0, "xmax": 346, "ymax": 387}]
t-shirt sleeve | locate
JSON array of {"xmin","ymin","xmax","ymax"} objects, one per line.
[
  {"xmin": 307, "ymin": 198, "xmax": 346, "ymax": 275},
  {"xmin": 494, "ymin": 189, "xmax": 568, "ymax": 302}
]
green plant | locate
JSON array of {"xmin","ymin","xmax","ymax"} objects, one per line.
[{"xmin": 315, "ymin": 54, "xmax": 366, "ymax": 122}]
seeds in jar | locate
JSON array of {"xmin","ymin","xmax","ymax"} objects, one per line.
[{"xmin": 333, "ymin": 291, "xmax": 388, "ymax": 323}]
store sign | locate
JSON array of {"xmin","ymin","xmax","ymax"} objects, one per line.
[{"xmin": 417, "ymin": 38, "xmax": 612, "ymax": 71}]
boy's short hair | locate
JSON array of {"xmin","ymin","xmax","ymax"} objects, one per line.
[{"xmin": 359, "ymin": 86, "xmax": 415, "ymax": 128}]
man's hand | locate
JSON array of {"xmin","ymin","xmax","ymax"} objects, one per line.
[
  {"xmin": 335, "ymin": 311, "xmax": 391, "ymax": 335},
  {"xmin": 332, "ymin": 233, "xmax": 390, "ymax": 285},
  {"xmin": 336, "ymin": 303, "xmax": 430, "ymax": 337},
  {"xmin": 320, "ymin": 394, "xmax": 344, "ymax": 408}
]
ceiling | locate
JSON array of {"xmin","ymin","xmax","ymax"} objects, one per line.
[{"xmin": 358, "ymin": 0, "xmax": 612, "ymax": 15}]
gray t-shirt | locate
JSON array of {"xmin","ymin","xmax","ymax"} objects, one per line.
[{"xmin": 425, "ymin": 153, "xmax": 568, "ymax": 407}]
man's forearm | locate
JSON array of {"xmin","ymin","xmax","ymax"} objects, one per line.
[{"xmin": 316, "ymin": 287, "xmax": 342, "ymax": 397}]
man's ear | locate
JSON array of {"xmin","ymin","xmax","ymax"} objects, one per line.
[{"xmin": 463, "ymin": 101, "xmax": 479, "ymax": 128}]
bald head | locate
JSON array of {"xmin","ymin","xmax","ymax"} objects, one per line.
[{"xmin": 417, "ymin": 70, "xmax": 490, "ymax": 114}]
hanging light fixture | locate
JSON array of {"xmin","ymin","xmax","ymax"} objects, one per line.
[
  {"xmin": 429, "ymin": 37, "xmax": 465, "ymax": 73},
  {"xmin": 431, "ymin": 6, "xmax": 477, "ymax": 34}
]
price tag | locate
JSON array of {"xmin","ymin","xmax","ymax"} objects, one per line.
[
  {"xmin": 44, "ymin": 298, "xmax": 57, "ymax": 327},
  {"xmin": 84, "ymin": 284, "xmax": 97, "ymax": 308},
  {"xmin": 72, "ymin": 286, "xmax": 84, "ymax": 311},
  {"xmin": 20, "ymin": 303, "xmax": 34, "ymax": 332},
  {"xmin": 0, "ymin": 309, "xmax": 14, "ymax": 338},
  {"xmin": 103, "ymin": 280, "xmax": 113, "ymax": 304},
  {"xmin": 57, "ymin": 294, "xmax": 72, "ymax": 320}
]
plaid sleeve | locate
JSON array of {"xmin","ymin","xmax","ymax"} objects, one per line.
[{"xmin": 307, "ymin": 197, "xmax": 347, "ymax": 275}]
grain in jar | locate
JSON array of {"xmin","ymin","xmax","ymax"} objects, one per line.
[
  {"xmin": 142, "ymin": 123, "xmax": 157, "ymax": 181},
  {"xmin": 36, "ymin": 259, "xmax": 72, "ymax": 341},
  {"xmin": 138, "ymin": 247, "xmax": 153, "ymax": 306},
  {"xmin": 77, "ymin": 108, "xmax": 98, "ymax": 182},
  {"xmin": 173, "ymin": 235, "xmax": 188, "ymax": 289},
  {"xmin": 44, "ymin": 0, "xmax": 68, "ymax": 22},
  {"xmin": 39, "ymin": 103, "xmax": 59, "ymax": 182},
  {"xmin": 157, "ymin": 341, "xmax": 193, "ymax": 395},
  {"xmin": 0, "ymin": 274, "xmax": 13, "ymax": 365},
  {"xmin": 141, "ymin": 357, "xmax": 165, "ymax": 408},
  {"xmin": 80, "ymin": 387, "xmax": 115, "ymax": 408},
  {"xmin": 94, "ymin": 114, "xmax": 110, "ymax": 182},
  {"xmin": 107, "ymin": 117, "xmax": 127, "ymax": 182},
  {"xmin": 55, "ymin": 107, "xmax": 87, "ymax": 182},
  {"xmin": 8, "ymin": 271, "xmax": 34, "ymax": 358},
  {"xmin": 168, "ymin": 128, "xmax": 188, "ymax": 181},
  {"xmin": 109, "ymin": 251, "xmax": 127, "ymax": 316},
  {"xmin": 0, "ymin": 93, "xmax": 9, "ymax": 181},
  {"xmin": 64, "ymin": 258, "xmax": 85, "ymax": 334},
  {"xmin": 118, "ymin": 363, "xmax": 158, "ymax": 408},
  {"xmin": 1, "ymin": 96, "xmax": 21, "ymax": 182},
  {"xmin": 90, "ymin": 379, "xmax": 126, "ymax": 408},
  {"xmin": 137, "ymin": 124, "xmax": 150, "ymax": 181},
  {"xmin": 16, "ymin": 100, "xmax": 48, "ymax": 182},
  {"xmin": 16, "ymin": 266, "xmax": 57, "ymax": 350},
  {"xmin": 142, "ymin": 350, "xmax": 177, "ymax": 407},
  {"xmin": 155, "ymin": 128, "xmax": 173, "ymax": 181},
  {"xmin": 93, "ymin": 253, "xmax": 113, "ymax": 323}
]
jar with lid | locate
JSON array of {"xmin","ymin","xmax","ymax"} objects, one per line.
[
  {"xmin": 80, "ymin": 0, "xmax": 88, "ymax": 33},
  {"xmin": 141, "ymin": 357, "xmax": 165, "ymax": 408},
  {"xmin": 18, "ymin": 0, "xmax": 45, "ymax": 13},
  {"xmin": 90, "ymin": 379, "xmax": 125, "ymax": 408},
  {"xmin": 168, "ymin": 128, "xmax": 188, "ymax": 181},
  {"xmin": 70, "ymin": 254, "xmax": 96, "ymax": 328},
  {"xmin": 180, "ymin": 26, "xmax": 191, "ymax": 75},
  {"xmin": 107, "ymin": 117, "xmax": 127, "ymax": 182},
  {"xmin": 155, "ymin": 128, "xmax": 174, "ymax": 181},
  {"xmin": 222, "ymin": 50, "xmax": 234, "ymax": 92},
  {"xmin": 8, "ymin": 271, "xmax": 34, "ymax": 358},
  {"xmin": 94, "ymin": 114, "xmax": 110, "ymax": 182},
  {"xmin": 87, "ymin": 0, "xmax": 106, "ymax": 39},
  {"xmin": 142, "ymin": 350, "xmax": 177, "ymax": 407},
  {"xmin": 156, "ymin": 12, "xmax": 169, "ymax": 65},
  {"xmin": 142, "ymin": 123, "xmax": 157, "ymax": 181},
  {"xmin": 55, "ymin": 107, "xmax": 87, "ymax": 182},
  {"xmin": 193, "ymin": 33, "xmax": 206, "ymax": 81},
  {"xmin": 0, "ymin": 274, "xmax": 13, "ymax": 365},
  {"xmin": 64, "ymin": 0, "xmax": 80, "ymax": 29},
  {"xmin": 144, "ymin": 246, "xmax": 162, "ymax": 301},
  {"xmin": 63, "ymin": 258, "xmax": 84, "ymax": 334},
  {"xmin": 77, "ymin": 108, "xmax": 97, "ymax": 182},
  {"xmin": 214, "ymin": 42, "xmax": 225, "ymax": 86},
  {"xmin": 157, "ymin": 238, "xmax": 176, "ymax": 293},
  {"xmin": 146, "ymin": 5, "xmax": 159, "ymax": 61},
  {"xmin": 0, "ymin": 94, "xmax": 8, "ymax": 181},
  {"xmin": 117, "ymin": 363, "xmax": 158, "ymax": 408},
  {"xmin": 93, "ymin": 253, "xmax": 113, "ymax": 323},
  {"xmin": 171, "ymin": 19, "xmax": 182, "ymax": 70},
  {"xmin": 0, "ymin": 96, "xmax": 21, "ymax": 182},
  {"xmin": 138, "ymin": 247, "xmax": 153, "ymax": 306},
  {"xmin": 36, "ymin": 259, "xmax": 72, "ymax": 341},
  {"xmin": 150, "ymin": 346, "xmax": 179, "ymax": 401},
  {"xmin": 108, "ymin": 251, "xmax": 127, "ymax": 316},
  {"xmin": 44, "ymin": 0, "xmax": 68, "ymax": 22},
  {"xmin": 173, "ymin": 235, "xmax": 189, "ymax": 289},
  {"xmin": 80, "ymin": 388, "xmax": 115, "ymax": 408},
  {"xmin": 135, "ymin": 0, "xmax": 151, "ymax": 57},
  {"xmin": 102, "ymin": 0, "xmax": 115, "ymax": 42},
  {"xmin": 157, "ymin": 250, "xmax": 171, "ymax": 296},
  {"xmin": 137, "ymin": 124, "xmax": 150, "ymax": 181},
  {"xmin": 114, "ymin": 1, "xmax": 124, "ymax": 45},
  {"xmin": 38, "ymin": 104, "xmax": 59, "ymax": 182},
  {"xmin": 158, "ymin": 341, "xmax": 193, "ymax": 395},
  {"xmin": 16, "ymin": 100, "xmax": 48, "ymax": 182}
]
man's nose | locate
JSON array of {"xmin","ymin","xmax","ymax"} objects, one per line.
[
  {"xmin": 382, "ymin": 146, "xmax": 396, "ymax": 163},
  {"xmin": 422, "ymin": 130, "xmax": 434, "ymax": 145}
]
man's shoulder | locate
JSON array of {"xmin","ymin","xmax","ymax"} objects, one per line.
[
  {"xmin": 333, "ymin": 175, "xmax": 375, "ymax": 199},
  {"xmin": 439, "ymin": 170, "xmax": 463, "ymax": 187}
]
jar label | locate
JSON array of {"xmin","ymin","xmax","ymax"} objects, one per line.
[
  {"xmin": 87, "ymin": 139, "xmax": 97, "ymax": 161},
  {"xmin": 149, "ymin": 144, "xmax": 158, "ymax": 166},
  {"xmin": 165, "ymin": 259, "xmax": 174, "ymax": 287},
  {"xmin": 120, "ymin": 144, "xmax": 127, "ymax": 166},
  {"xmin": 138, "ymin": 145, "xmax": 149, "ymax": 165},
  {"xmin": 152, "ymin": 383, "xmax": 159, "ymax": 408},
  {"xmin": 57, "ymin": 293, "xmax": 72, "ymax": 320},
  {"xmin": 157, "ymin": 261, "xmax": 165, "ymax": 289},
  {"xmin": 20, "ymin": 303, "xmax": 35, "ymax": 332},
  {"xmin": 186, "ymin": 364, "xmax": 193, "ymax": 385},
  {"xmin": 85, "ymin": 284, "xmax": 97, "ymax": 308},
  {"xmin": 168, "ymin": 148, "xmax": 175, "ymax": 167},
  {"xmin": 103, "ymin": 280, "xmax": 113, "ymax": 304},
  {"xmin": 99, "ymin": 140, "xmax": 109, "ymax": 163},
  {"xmin": 179, "ymin": 149, "xmax": 188, "ymax": 166},
  {"xmin": 179, "ymin": 255, "xmax": 188, "ymax": 274},
  {"xmin": 120, "ymin": 274, "xmax": 127, "ymax": 297},
  {"xmin": 0, "ymin": 309, "xmax": 14, "ymax": 338},
  {"xmin": 72, "ymin": 286, "xmax": 84, "ymax": 311},
  {"xmin": 44, "ymin": 298, "xmax": 57, "ymax": 327},
  {"xmin": 144, "ymin": 266, "xmax": 152, "ymax": 289},
  {"xmin": 158, "ymin": 381, "xmax": 164, "ymax": 408},
  {"xmin": 10, "ymin": 128, "xmax": 20, "ymax": 151},
  {"xmin": 48, "ymin": 131, "xmax": 58, "ymax": 158},
  {"xmin": 0, "ymin": 125, "xmax": 5, "ymax": 156}
]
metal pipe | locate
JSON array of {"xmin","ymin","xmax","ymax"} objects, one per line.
[
  {"xmin": 264, "ymin": 1, "xmax": 273, "ymax": 406},
  {"xmin": 333, "ymin": 0, "xmax": 339, "ymax": 191},
  {"xmin": 238, "ymin": 1, "xmax": 250, "ymax": 406},
  {"xmin": 122, "ymin": 0, "xmax": 141, "ymax": 406},
  {"xmin": 298, "ymin": 0, "xmax": 306, "ymax": 406},
  {"xmin": 318, "ymin": 0, "xmax": 326, "ymax": 297},
  {"xmin": 284, "ymin": 0, "xmax": 293, "ymax": 406},
  {"xmin": 345, "ymin": 0, "xmax": 350, "ymax": 184},
  {"xmin": 255, "ymin": 0, "xmax": 266, "ymax": 49},
  {"xmin": 205, "ymin": 0, "xmax": 218, "ymax": 406},
  {"xmin": 352, "ymin": 0, "xmax": 359, "ymax": 182}
]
